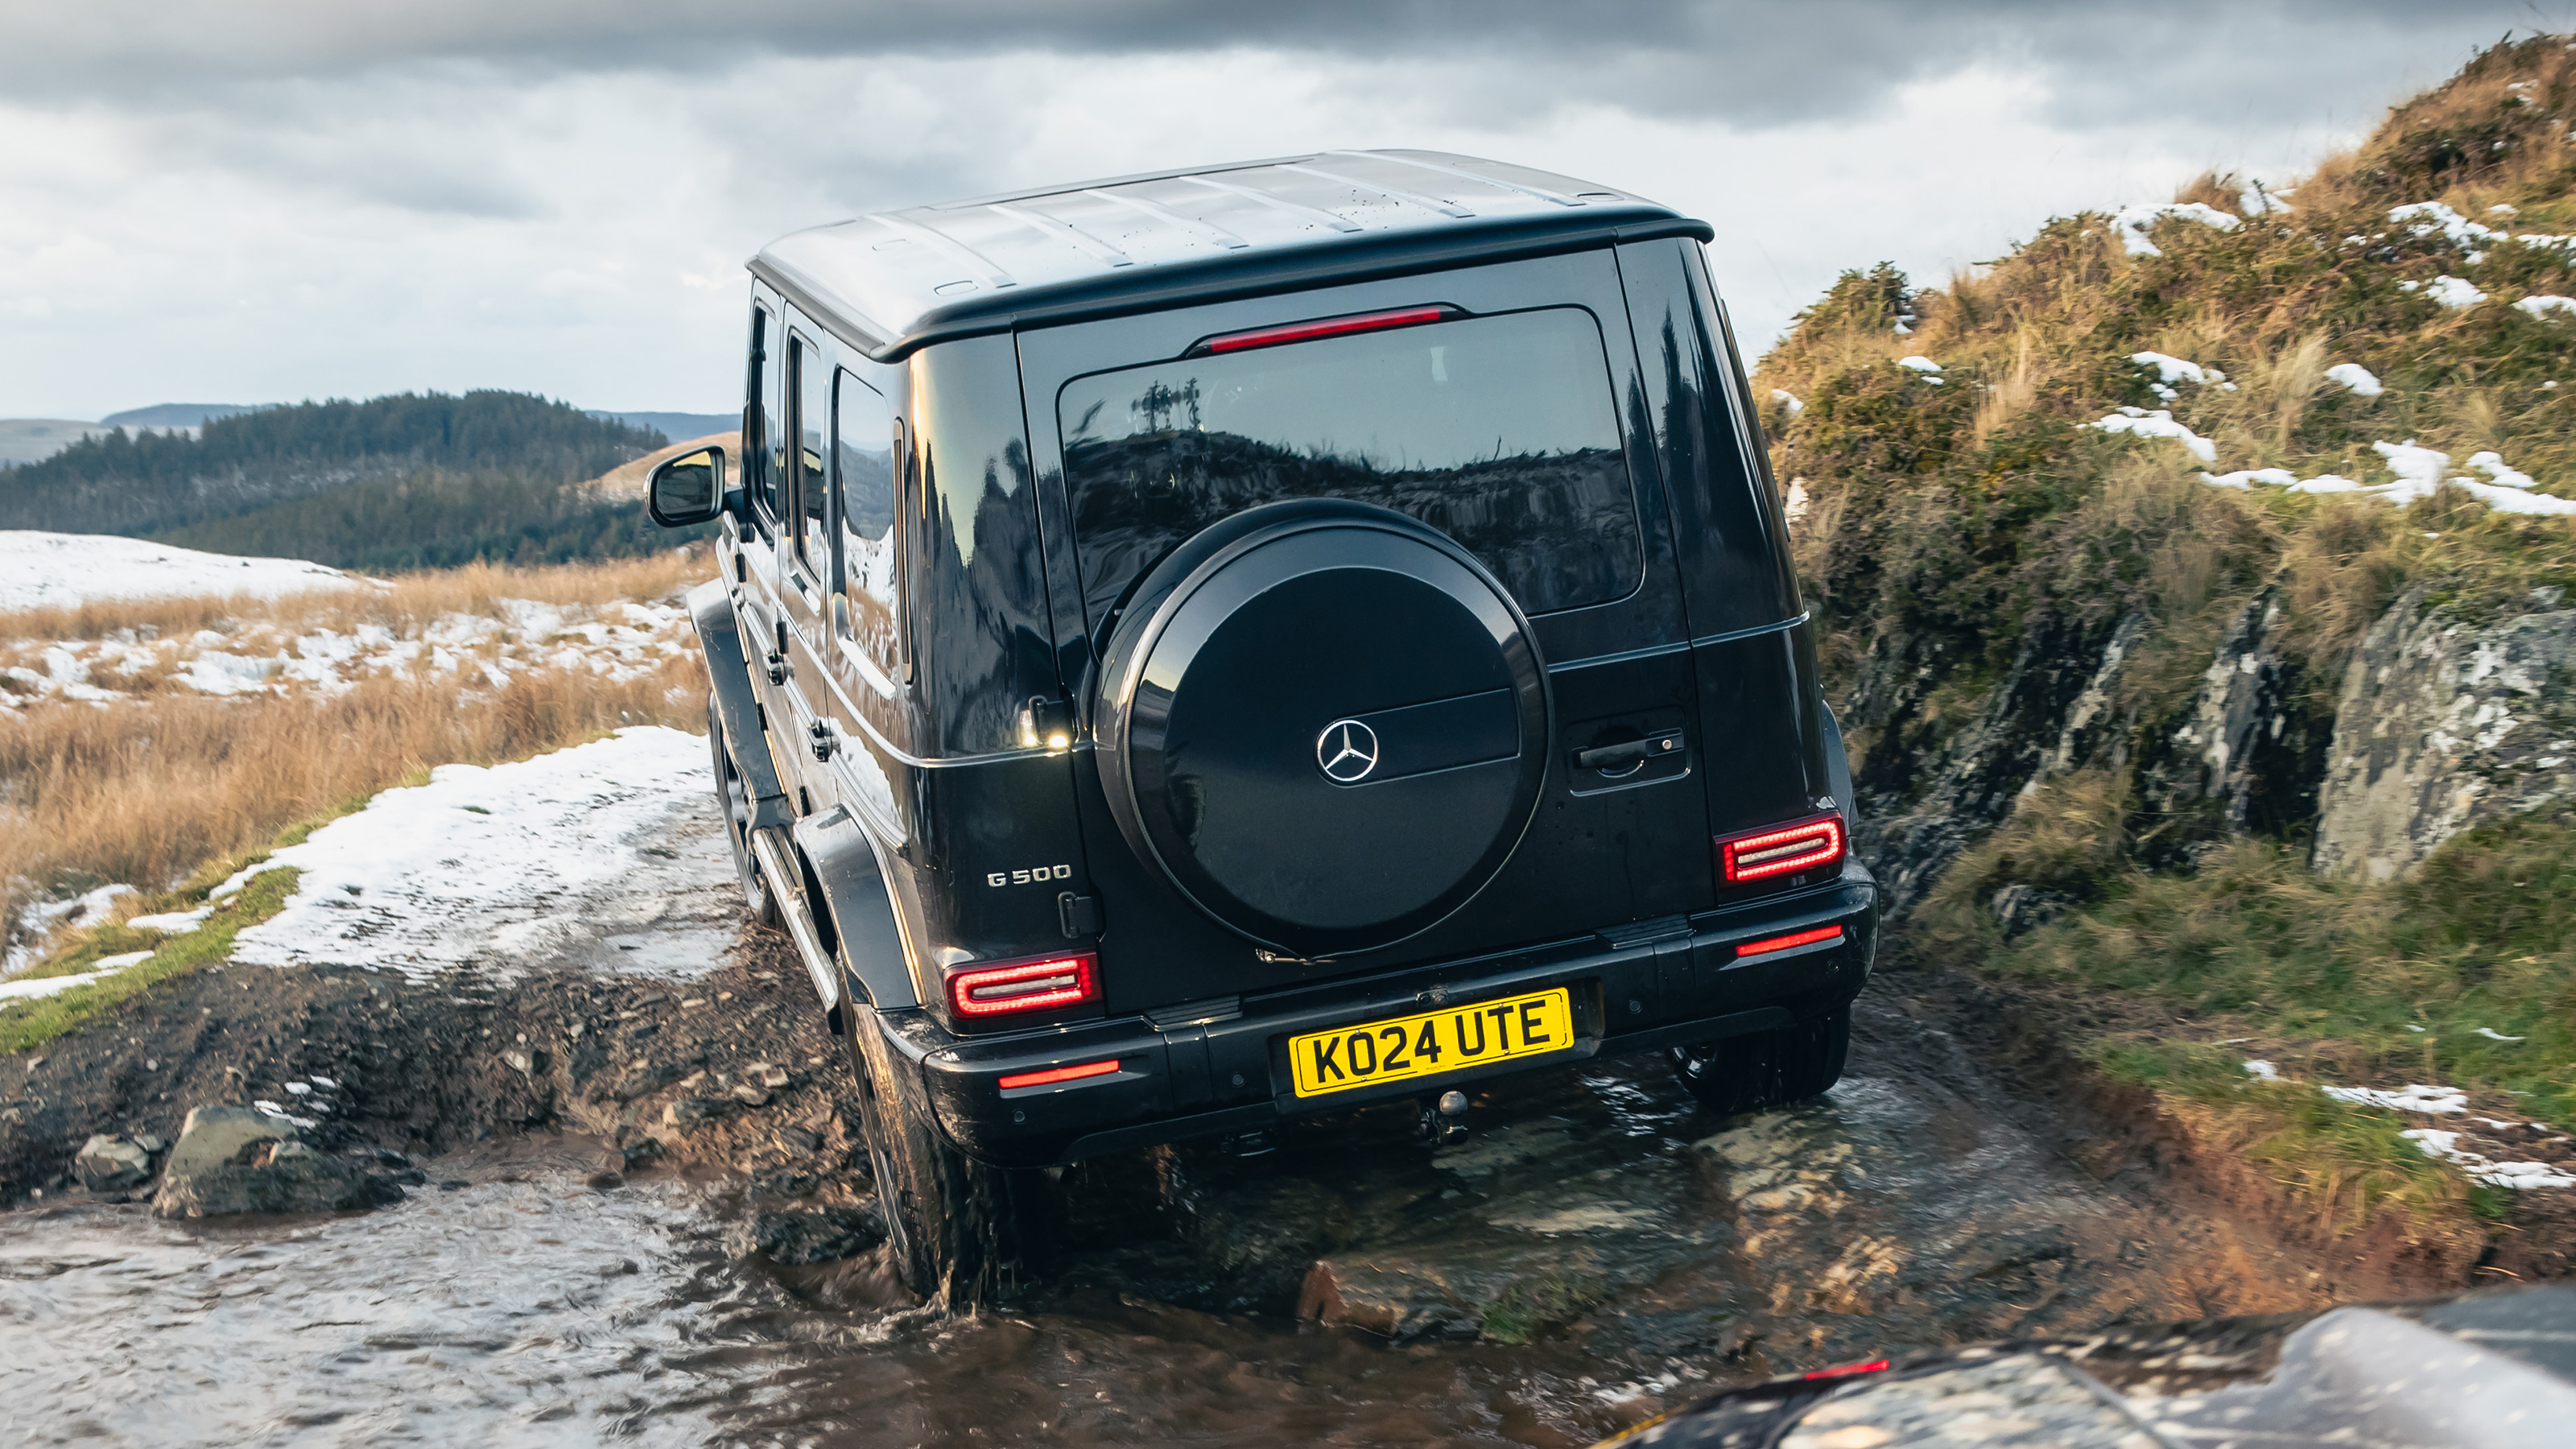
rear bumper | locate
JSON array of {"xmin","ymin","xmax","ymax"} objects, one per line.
[{"xmin": 871, "ymin": 861, "xmax": 1879, "ymax": 1166}]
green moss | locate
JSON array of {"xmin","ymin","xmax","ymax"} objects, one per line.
[
  {"xmin": 0, "ymin": 868, "xmax": 299, "ymax": 1055},
  {"xmin": 1478, "ymin": 1273, "xmax": 1610, "ymax": 1345}
]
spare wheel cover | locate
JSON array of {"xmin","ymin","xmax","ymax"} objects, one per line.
[{"xmin": 1096, "ymin": 502, "xmax": 1551, "ymax": 957}]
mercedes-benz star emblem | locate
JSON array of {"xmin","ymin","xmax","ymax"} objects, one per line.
[{"xmin": 1315, "ymin": 719, "xmax": 1381, "ymax": 783}]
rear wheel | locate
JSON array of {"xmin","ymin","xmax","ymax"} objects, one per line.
[
  {"xmin": 705, "ymin": 692, "xmax": 781, "ymax": 931},
  {"xmin": 1669, "ymin": 1007, "xmax": 1851, "ymax": 1117},
  {"xmin": 844, "ymin": 1004, "xmax": 1017, "ymax": 1303}
]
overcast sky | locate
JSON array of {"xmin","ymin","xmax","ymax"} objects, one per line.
[{"xmin": 0, "ymin": 1, "xmax": 2549, "ymax": 420}]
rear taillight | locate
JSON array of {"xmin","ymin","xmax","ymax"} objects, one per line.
[
  {"xmin": 1736, "ymin": 925, "xmax": 1844, "ymax": 957},
  {"xmin": 945, "ymin": 952, "xmax": 1100, "ymax": 1018},
  {"xmin": 1718, "ymin": 813, "xmax": 1846, "ymax": 884},
  {"xmin": 997, "ymin": 1059, "xmax": 1121, "ymax": 1090}
]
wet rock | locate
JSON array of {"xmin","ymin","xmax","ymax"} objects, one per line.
[
  {"xmin": 663, "ymin": 1096, "xmax": 740, "ymax": 1130},
  {"xmin": 1849, "ymin": 609, "xmax": 2149, "ymax": 913},
  {"xmin": 151, "ymin": 1105, "xmax": 406, "ymax": 1218},
  {"xmin": 1297, "ymin": 1257, "xmax": 1479, "ymax": 1339},
  {"xmin": 620, "ymin": 1137, "xmax": 664, "ymax": 1170},
  {"xmin": 752, "ymin": 1169, "xmax": 820, "ymax": 1200},
  {"xmin": 727, "ymin": 1203, "xmax": 887, "ymax": 1265},
  {"xmin": 1989, "ymin": 884, "xmax": 2072, "ymax": 941},
  {"xmin": 603, "ymin": 1054, "xmax": 704, "ymax": 1103},
  {"xmin": 74, "ymin": 1134, "xmax": 153, "ymax": 1194},
  {"xmin": 2314, "ymin": 589, "xmax": 2576, "ymax": 881},
  {"xmin": 2136, "ymin": 589, "xmax": 2331, "ymax": 838}
]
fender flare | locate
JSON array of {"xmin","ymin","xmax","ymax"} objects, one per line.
[
  {"xmin": 689, "ymin": 579, "xmax": 791, "ymax": 823},
  {"xmin": 792, "ymin": 805, "xmax": 923, "ymax": 1012}
]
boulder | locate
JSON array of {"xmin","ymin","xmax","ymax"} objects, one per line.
[
  {"xmin": 2314, "ymin": 591, "xmax": 2576, "ymax": 880},
  {"xmin": 75, "ymin": 1134, "xmax": 154, "ymax": 1194},
  {"xmin": 151, "ymin": 1105, "xmax": 406, "ymax": 1218}
]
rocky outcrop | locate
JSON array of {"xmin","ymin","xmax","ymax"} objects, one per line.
[
  {"xmin": 151, "ymin": 1105, "xmax": 408, "ymax": 1218},
  {"xmin": 1850, "ymin": 610, "xmax": 2147, "ymax": 911},
  {"xmin": 2313, "ymin": 590, "xmax": 2576, "ymax": 881},
  {"xmin": 73, "ymin": 1133, "xmax": 159, "ymax": 1195},
  {"xmin": 2135, "ymin": 590, "xmax": 2333, "ymax": 843}
]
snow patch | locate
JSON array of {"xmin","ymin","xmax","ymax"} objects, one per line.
[
  {"xmin": 2325, "ymin": 363, "xmax": 2384, "ymax": 397},
  {"xmin": 2401, "ymin": 1130, "xmax": 2576, "ymax": 1190},
  {"xmin": 1, "ymin": 597, "xmax": 694, "ymax": 710},
  {"xmin": 2516, "ymin": 295, "xmax": 2576, "ymax": 320},
  {"xmin": 2388, "ymin": 202, "xmax": 2505, "ymax": 259},
  {"xmin": 2112, "ymin": 201, "xmax": 2240, "ymax": 257},
  {"xmin": 2244, "ymin": 1059, "xmax": 2282, "ymax": 1082},
  {"xmin": 0, "ymin": 532, "xmax": 355, "ymax": 613},
  {"xmin": 223, "ymin": 728, "xmax": 740, "ymax": 982},
  {"xmin": 2131, "ymin": 353, "xmax": 2235, "ymax": 400},
  {"xmin": 0, "ymin": 951, "xmax": 152, "ymax": 1004},
  {"xmin": 1896, "ymin": 356, "xmax": 1942, "ymax": 373},
  {"xmin": 2322, "ymin": 1083, "xmax": 2467, "ymax": 1113},
  {"xmin": 1770, "ymin": 389, "xmax": 1804, "ymax": 416},
  {"xmin": 2087, "ymin": 407, "xmax": 2216, "ymax": 463},
  {"xmin": 2399, "ymin": 275, "xmax": 2487, "ymax": 309}
]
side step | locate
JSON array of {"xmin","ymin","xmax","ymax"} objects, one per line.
[{"xmin": 749, "ymin": 826, "xmax": 842, "ymax": 1016}]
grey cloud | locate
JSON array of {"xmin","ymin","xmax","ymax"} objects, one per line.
[{"xmin": 0, "ymin": 0, "xmax": 2537, "ymax": 132}]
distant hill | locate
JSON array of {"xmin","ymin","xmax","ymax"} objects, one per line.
[
  {"xmin": 99, "ymin": 402, "xmax": 267, "ymax": 431},
  {"xmin": 0, "ymin": 390, "xmax": 700, "ymax": 569},
  {"xmin": 591, "ymin": 410, "xmax": 733, "ymax": 442}
]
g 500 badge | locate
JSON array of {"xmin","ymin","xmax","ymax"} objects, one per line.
[{"xmin": 988, "ymin": 864, "xmax": 1074, "ymax": 888}]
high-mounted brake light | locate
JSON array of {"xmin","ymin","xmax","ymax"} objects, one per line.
[
  {"xmin": 1199, "ymin": 305, "xmax": 1453, "ymax": 355},
  {"xmin": 945, "ymin": 952, "xmax": 1100, "ymax": 1018},
  {"xmin": 997, "ymin": 1059, "xmax": 1121, "ymax": 1091},
  {"xmin": 1719, "ymin": 813, "xmax": 1846, "ymax": 884},
  {"xmin": 1736, "ymin": 925, "xmax": 1844, "ymax": 958},
  {"xmin": 1802, "ymin": 1358, "xmax": 1890, "ymax": 1381}
]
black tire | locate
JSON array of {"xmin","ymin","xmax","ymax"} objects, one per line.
[
  {"xmin": 844, "ymin": 1002, "xmax": 1017, "ymax": 1303},
  {"xmin": 1669, "ymin": 1007, "xmax": 1852, "ymax": 1117},
  {"xmin": 706, "ymin": 692, "xmax": 782, "ymax": 931}
]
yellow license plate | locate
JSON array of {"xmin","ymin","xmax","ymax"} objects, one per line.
[{"xmin": 1288, "ymin": 988, "xmax": 1575, "ymax": 1098}]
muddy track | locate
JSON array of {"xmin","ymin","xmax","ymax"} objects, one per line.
[{"xmin": 0, "ymin": 782, "xmax": 2534, "ymax": 1445}]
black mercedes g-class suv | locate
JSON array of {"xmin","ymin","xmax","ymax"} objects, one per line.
[{"xmin": 646, "ymin": 151, "xmax": 1877, "ymax": 1299}]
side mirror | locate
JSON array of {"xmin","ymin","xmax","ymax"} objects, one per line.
[{"xmin": 646, "ymin": 446, "xmax": 727, "ymax": 527}]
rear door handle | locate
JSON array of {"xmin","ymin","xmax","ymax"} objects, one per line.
[{"xmin": 1574, "ymin": 733, "xmax": 1685, "ymax": 772}]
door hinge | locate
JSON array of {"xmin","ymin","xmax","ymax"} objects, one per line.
[
  {"xmin": 1057, "ymin": 891, "xmax": 1101, "ymax": 938},
  {"xmin": 809, "ymin": 720, "xmax": 840, "ymax": 762}
]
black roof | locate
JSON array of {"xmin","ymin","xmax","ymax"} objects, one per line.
[{"xmin": 750, "ymin": 151, "xmax": 1711, "ymax": 361}]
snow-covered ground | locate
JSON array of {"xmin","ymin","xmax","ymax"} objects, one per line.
[
  {"xmin": 1, "ymin": 596, "xmax": 693, "ymax": 708},
  {"xmin": 0, "ymin": 531, "xmax": 355, "ymax": 613},
  {"xmin": 217, "ymin": 728, "xmax": 738, "ymax": 981}
]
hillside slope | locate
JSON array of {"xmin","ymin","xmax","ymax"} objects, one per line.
[
  {"xmin": 1761, "ymin": 37, "xmax": 2576, "ymax": 1257},
  {"xmin": 0, "ymin": 391, "xmax": 667, "ymax": 566}
]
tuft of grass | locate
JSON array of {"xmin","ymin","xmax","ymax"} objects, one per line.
[
  {"xmin": 0, "ymin": 868, "xmax": 299, "ymax": 1055},
  {"xmin": 2090, "ymin": 1038, "xmax": 2498, "ymax": 1234}
]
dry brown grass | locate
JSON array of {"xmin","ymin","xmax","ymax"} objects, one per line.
[
  {"xmin": 0, "ymin": 553, "xmax": 712, "ymax": 942},
  {"xmin": 0, "ymin": 549, "xmax": 707, "ymax": 645}
]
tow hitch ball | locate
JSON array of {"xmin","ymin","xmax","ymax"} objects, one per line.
[{"xmin": 1419, "ymin": 1090, "xmax": 1470, "ymax": 1147}]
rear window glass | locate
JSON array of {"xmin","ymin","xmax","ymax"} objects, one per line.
[{"xmin": 1058, "ymin": 307, "xmax": 1644, "ymax": 625}]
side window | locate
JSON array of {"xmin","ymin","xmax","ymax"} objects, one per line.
[
  {"xmin": 761, "ymin": 312, "xmax": 787, "ymax": 532},
  {"xmin": 791, "ymin": 333, "xmax": 829, "ymax": 570},
  {"xmin": 745, "ymin": 305, "xmax": 777, "ymax": 527},
  {"xmin": 834, "ymin": 368, "xmax": 901, "ymax": 681}
]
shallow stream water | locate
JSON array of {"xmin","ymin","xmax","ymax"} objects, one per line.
[{"xmin": 0, "ymin": 997, "xmax": 2344, "ymax": 1448}]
